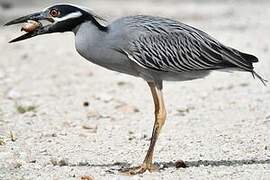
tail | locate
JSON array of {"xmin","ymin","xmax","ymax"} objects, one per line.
[
  {"xmin": 239, "ymin": 52, "xmax": 258, "ymax": 62},
  {"xmin": 220, "ymin": 46, "xmax": 267, "ymax": 85},
  {"xmin": 251, "ymin": 71, "xmax": 268, "ymax": 86},
  {"xmin": 239, "ymin": 52, "xmax": 268, "ymax": 86}
]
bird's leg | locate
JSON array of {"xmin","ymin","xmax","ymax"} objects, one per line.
[
  {"xmin": 121, "ymin": 82, "xmax": 166, "ymax": 175},
  {"xmin": 142, "ymin": 82, "xmax": 166, "ymax": 170}
]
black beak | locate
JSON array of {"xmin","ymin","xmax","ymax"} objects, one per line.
[
  {"xmin": 5, "ymin": 12, "xmax": 45, "ymax": 26},
  {"xmin": 4, "ymin": 11, "xmax": 54, "ymax": 43}
]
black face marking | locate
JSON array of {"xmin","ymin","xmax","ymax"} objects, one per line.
[
  {"xmin": 46, "ymin": 4, "xmax": 108, "ymax": 32},
  {"xmin": 48, "ymin": 5, "xmax": 79, "ymax": 18}
]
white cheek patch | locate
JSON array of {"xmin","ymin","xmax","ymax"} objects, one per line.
[{"xmin": 53, "ymin": 11, "xmax": 82, "ymax": 22}]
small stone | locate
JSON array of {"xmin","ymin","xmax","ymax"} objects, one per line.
[
  {"xmin": 82, "ymin": 125, "xmax": 97, "ymax": 133},
  {"xmin": 83, "ymin": 102, "xmax": 89, "ymax": 107},
  {"xmin": 7, "ymin": 89, "xmax": 21, "ymax": 99},
  {"xmin": 29, "ymin": 160, "xmax": 36, "ymax": 163},
  {"xmin": 10, "ymin": 131, "xmax": 16, "ymax": 142},
  {"xmin": 50, "ymin": 158, "xmax": 58, "ymax": 166},
  {"xmin": 87, "ymin": 110, "xmax": 100, "ymax": 119},
  {"xmin": 0, "ymin": 138, "xmax": 5, "ymax": 145},
  {"xmin": 227, "ymin": 84, "xmax": 234, "ymax": 90},
  {"xmin": 50, "ymin": 158, "xmax": 69, "ymax": 167},
  {"xmin": 115, "ymin": 103, "xmax": 139, "ymax": 113},
  {"xmin": 58, "ymin": 158, "xmax": 69, "ymax": 166},
  {"xmin": 40, "ymin": 149, "xmax": 48, "ymax": 154},
  {"xmin": 175, "ymin": 160, "xmax": 187, "ymax": 168},
  {"xmin": 94, "ymin": 93, "xmax": 113, "ymax": 103},
  {"xmin": 87, "ymin": 71, "xmax": 93, "ymax": 76},
  {"xmin": 239, "ymin": 83, "xmax": 249, "ymax": 87},
  {"xmin": 128, "ymin": 136, "xmax": 135, "ymax": 141},
  {"xmin": 140, "ymin": 134, "xmax": 148, "ymax": 140},
  {"xmin": 14, "ymin": 162, "xmax": 22, "ymax": 169},
  {"xmin": 21, "ymin": 53, "xmax": 29, "ymax": 60},
  {"xmin": 81, "ymin": 176, "xmax": 93, "ymax": 180},
  {"xmin": 78, "ymin": 161, "xmax": 89, "ymax": 166},
  {"xmin": 117, "ymin": 81, "xmax": 126, "ymax": 86},
  {"xmin": 176, "ymin": 106, "xmax": 194, "ymax": 116},
  {"xmin": 16, "ymin": 105, "xmax": 37, "ymax": 114}
]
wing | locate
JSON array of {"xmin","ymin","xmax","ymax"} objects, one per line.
[
  {"xmin": 123, "ymin": 30, "xmax": 256, "ymax": 73},
  {"xmin": 113, "ymin": 15, "xmax": 266, "ymax": 84}
]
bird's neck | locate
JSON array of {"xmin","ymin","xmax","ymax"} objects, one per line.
[
  {"xmin": 72, "ymin": 13, "xmax": 108, "ymax": 33},
  {"xmin": 74, "ymin": 21, "xmax": 108, "ymax": 61},
  {"xmin": 87, "ymin": 16, "xmax": 108, "ymax": 32}
]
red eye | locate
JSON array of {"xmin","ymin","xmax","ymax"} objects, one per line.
[{"xmin": 50, "ymin": 9, "xmax": 60, "ymax": 17}]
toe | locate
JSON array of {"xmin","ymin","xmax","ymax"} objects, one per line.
[
  {"xmin": 119, "ymin": 163, "xmax": 159, "ymax": 175},
  {"xmin": 119, "ymin": 165, "xmax": 147, "ymax": 175},
  {"xmin": 148, "ymin": 164, "xmax": 159, "ymax": 172}
]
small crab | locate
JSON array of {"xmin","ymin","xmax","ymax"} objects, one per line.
[{"xmin": 21, "ymin": 20, "xmax": 42, "ymax": 33}]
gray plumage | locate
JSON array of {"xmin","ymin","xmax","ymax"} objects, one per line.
[{"xmin": 74, "ymin": 15, "xmax": 265, "ymax": 87}]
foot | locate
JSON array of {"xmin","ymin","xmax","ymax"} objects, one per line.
[{"xmin": 120, "ymin": 163, "xmax": 159, "ymax": 175}]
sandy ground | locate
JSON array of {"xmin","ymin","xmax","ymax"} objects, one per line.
[{"xmin": 0, "ymin": 0, "xmax": 270, "ymax": 179}]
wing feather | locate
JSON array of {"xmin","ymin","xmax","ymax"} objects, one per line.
[
  {"xmin": 126, "ymin": 31, "xmax": 236, "ymax": 72},
  {"xmin": 114, "ymin": 15, "xmax": 266, "ymax": 84}
]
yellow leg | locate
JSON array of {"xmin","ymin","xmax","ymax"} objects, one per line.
[{"xmin": 121, "ymin": 82, "xmax": 167, "ymax": 175}]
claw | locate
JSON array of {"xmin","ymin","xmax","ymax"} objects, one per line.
[{"xmin": 120, "ymin": 163, "xmax": 159, "ymax": 175}]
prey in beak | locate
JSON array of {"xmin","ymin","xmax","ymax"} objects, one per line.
[
  {"xmin": 4, "ymin": 11, "xmax": 55, "ymax": 43},
  {"xmin": 5, "ymin": 4, "xmax": 106, "ymax": 43}
]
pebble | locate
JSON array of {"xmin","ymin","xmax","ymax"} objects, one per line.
[
  {"xmin": 94, "ymin": 93, "xmax": 113, "ymax": 103},
  {"xmin": 115, "ymin": 103, "xmax": 139, "ymax": 113},
  {"xmin": 50, "ymin": 158, "xmax": 58, "ymax": 166},
  {"xmin": 87, "ymin": 110, "xmax": 100, "ymax": 119},
  {"xmin": 58, "ymin": 158, "xmax": 69, "ymax": 166},
  {"xmin": 14, "ymin": 162, "xmax": 22, "ymax": 169},
  {"xmin": 83, "ymin": 101, "xmax": 89, "ymax": 107},
  {"xmin": 175, "ymin": 160, "xmax": 187, "ymax": 168},
  {"xmin": 82, "ymin": 125, "xmax": 97, "ymax": 133},
  {"xmin": 7, "ymin": 89, "xmax": 21, "ymax": 99},
  {"xmin": 81, "ymin": 176, "xmax": 93, "ymax": 180},
  {"xmin": 50, "ymin": 158, "xmax": 69, "ymax": 166},
  {"xmin": 78, "ymin": 161, "xmax": 89, "ymax": 166}
]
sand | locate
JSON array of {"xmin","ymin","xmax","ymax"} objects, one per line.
[{"xmin": 0, "ymin": 0, "xmax": 270, "ymax": 179}]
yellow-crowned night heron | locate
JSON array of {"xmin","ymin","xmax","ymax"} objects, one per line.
[{"xmin": 5, "ymin": 4, "xmax": 266, "ymax": 175}]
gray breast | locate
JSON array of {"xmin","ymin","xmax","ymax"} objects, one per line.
[{"xmin": 74, "ymin": 21, "xmax": 139, "ymax": 77}]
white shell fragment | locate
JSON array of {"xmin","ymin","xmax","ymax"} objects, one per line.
[{"xmin": 21, "ymin": 20, "xmax": 41, "ymax": 33}]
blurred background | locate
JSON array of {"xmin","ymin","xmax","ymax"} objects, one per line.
[{"xmin": 0, "ymin": 0, "xmax": 269, "ymax": 179}]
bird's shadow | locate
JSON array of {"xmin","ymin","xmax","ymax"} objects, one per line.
[{"xmin": 73, "ymin": 159, "xmax": 270, "ymax": 173}]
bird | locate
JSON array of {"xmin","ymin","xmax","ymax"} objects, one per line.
[{"xmin": 4, "ymin": 3, "xmax": 266, "ymax": 175}]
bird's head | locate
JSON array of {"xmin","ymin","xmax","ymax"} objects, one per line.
[{"xmin": 4, "ymin": 4, "xmax": 106, "ymax": 43}]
